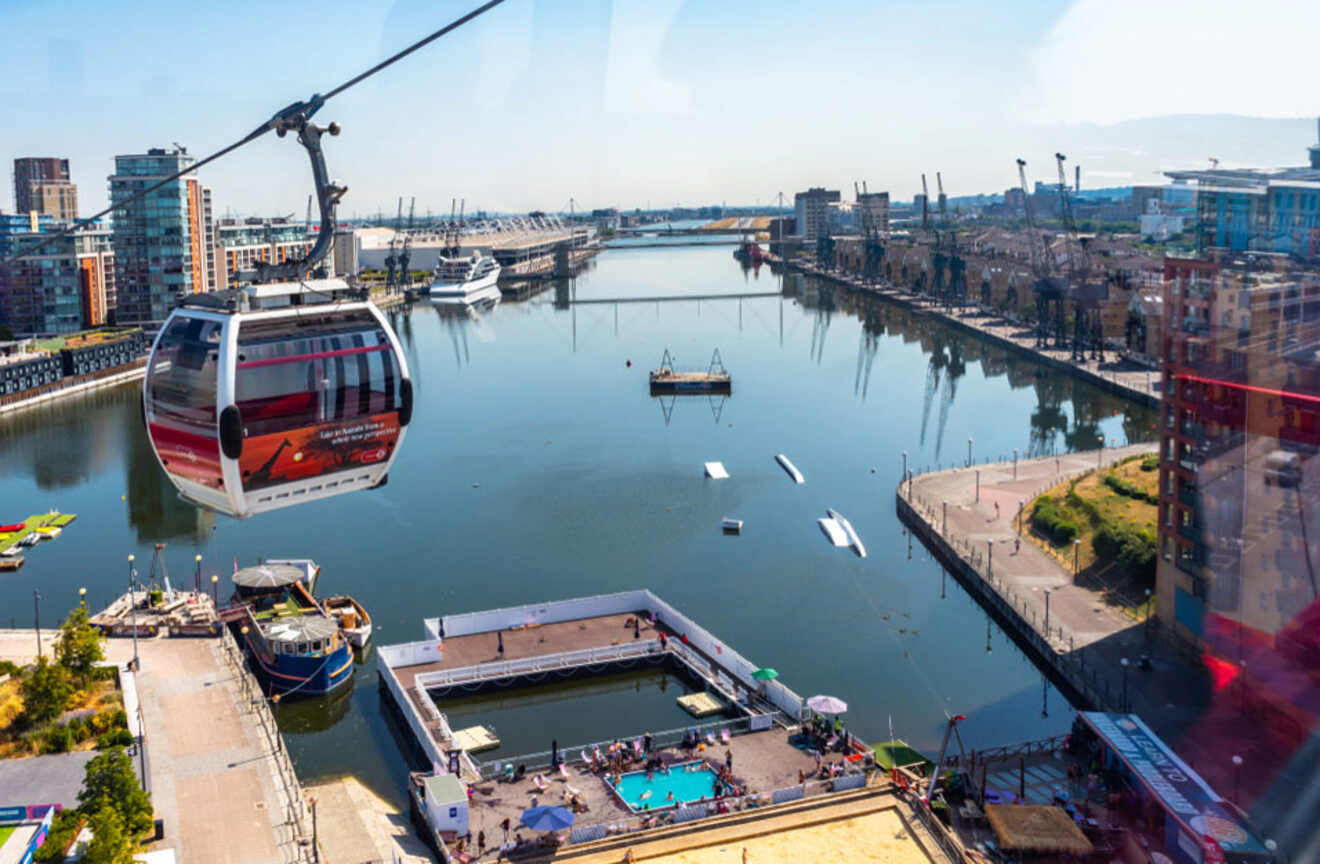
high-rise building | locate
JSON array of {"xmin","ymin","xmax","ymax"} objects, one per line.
[
  {"xmin": 794, "ymin": 188, "xmax": 840, "ymax": 244},
  {"xmin": 108, "ymin": 148, "xmax": 213, "ymax": 323},
  {"xmin": 1157, "ymin": 250, "xmax": 1320, "ymax": 762},
  {"xmin": 13, "ymin": 158, "xmax": 77, "ymax": 221},
  {"xmin": 857, "ymin": 191, "xmax": 890, "ymax": 237},
  {"xmin": 212, "ymin": 217, "xmax": 315, "ymax": 292},
  {"xmin": 1167, "ymin": 123, "xmax": 1320, "ymax": 259},
  {"xmin": 0, "ymin": 226, "xmax": 115, "ymax": 335}
]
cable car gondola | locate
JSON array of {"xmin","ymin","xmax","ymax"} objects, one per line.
[{"xmin": 143, "ymin": 110, "xmax": 412, "ymax": 518}]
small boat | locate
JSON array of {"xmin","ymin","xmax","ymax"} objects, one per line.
[
  {"xmin": 36, "ymin": 526, "xmax": 61, "ymax": 539},
  {"xmin": 826, "ymin": 508, "xmax": 867, "ymax": 558},
  {"xmin": 0, "ymin": 546, "xmax": 22, "ymax": 558},
  {"xmin": 17, "ymin": 534, "xmax": 41, "ymax": 548},
  {"xmin": 722, "ymin": 517, "xmax": 743, "ymax": 534},
  {"xmin": 323, "ymin": 595, "xmax": 372, "ymax": 647},
  {"xmin": 776, "ymin": 454, "xmax": 804, "ymax": 484},
  {"xmin": 817, "ymin": 517, "xmax": 848, "ymax": 547}
]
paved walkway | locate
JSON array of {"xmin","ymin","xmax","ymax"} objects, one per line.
[
  {"xmin": 792, "ymin": 263, "xmax": 1162, "ymax": 405},
  {"xmin": 307, "ymin": 776, "xmax": 434, "ymax": 864},
  {"xmin": 899, "ymin": 447, "xmax": 1216, "ymax": 740}
]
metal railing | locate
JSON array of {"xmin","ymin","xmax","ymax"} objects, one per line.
[
  {"xmin": 217, "ymin": 628, "xmax": 314, "ymax": 864},
  {"xmin": 415, "ymin": 639, "xmax": 662, "ymax": 690}
]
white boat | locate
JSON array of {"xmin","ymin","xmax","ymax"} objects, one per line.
[
  {"xmin": 722, "ymin": 517, "xmax": 743, "ymax": 533},
  {"xmin": 776, "ymin": 454, "xmax": 804, "ymax": 484},
  {"xmin": 0, "ymin": 547, "xmax": 22, "ymax": 558},
  {"xmin": 427, "ymin": 251, "xmax": 502, "ymax": 304},
  {"xmin": 817, "ymin": 517, "xmax": 848, "ymax": 547},
  {"xmin": 323, "ymin": 595, "xmax": 372, "ymax": 647},
  {"xmin": 17, "ymin": 534, "xmax": 40, "ymax": 548},
  {"xmin": 826, "ymin": 508, "xmax": 867, "ymax": 558}
]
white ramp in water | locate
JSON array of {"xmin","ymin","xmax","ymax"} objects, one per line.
[
  {"xmin": 826, "ymin": 508, "xmax": 867, "ymax": 558},
  {"xmin": 705, "ymin": 461, "xmax": 730, "ymax": 479},
  {"xmin": 817, "ymin": 517, "xmax": 848, "ymax": 547},
  {"xmin": 776, "ymin": 454, "xmax": 805, "ymax": 483}
]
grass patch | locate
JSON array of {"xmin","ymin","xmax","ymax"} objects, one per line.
[
  {"xmin": 0, "ymin": 824, "xmax": 15, "ymax": 847},
  {"xmin": 1024, "ymin": 456, "xmax": 1159, "ymax": 610}
]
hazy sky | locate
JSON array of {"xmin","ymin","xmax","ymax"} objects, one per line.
[{"xmin": 2, "ymin": 0, "xmax": 1318, "ymax": 219}]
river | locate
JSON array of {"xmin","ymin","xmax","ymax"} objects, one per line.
[{"xmin": 0, "ymin": 243, "xmax": 1157, "ymax": 804}]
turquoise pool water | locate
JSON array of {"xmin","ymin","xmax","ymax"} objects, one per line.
[{"xmin": 614, "ymin": 762, "xmax": 716, "ymax": 811}]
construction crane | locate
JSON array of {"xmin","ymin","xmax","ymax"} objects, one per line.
[
  {"xmin": 936, "ymin": 172, "xmax": 948, "ymax": 225},
  {"xmin": 1017, "ymin": 158, "xmax": 1066, "ymax": 349},
  {"xmin": 395, "ymin": 197, "xmax": 404, "ymax": 231},
  {"xmin": 920, "ymin": 174, "xmax": 930, "ymax": 231},
  {"xmin": 407, "ymin": 196, "xmax": 416, "ymax": 231}
]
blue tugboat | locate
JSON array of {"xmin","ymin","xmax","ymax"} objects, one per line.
[{"xmin": 224, "ymin": 562, "xmax": 353, "ymax": 696}]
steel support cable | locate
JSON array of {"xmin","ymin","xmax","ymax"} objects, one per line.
[{"xmin": 2, "ymin": 0, "xmax": 507, "ymax": 266}]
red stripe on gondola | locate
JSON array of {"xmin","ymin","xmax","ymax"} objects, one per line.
[
  {"xmin": 1178, "ymin": 373, "xmax": 1320, "ymax": 406},
  {"xmin": 237, "ymin": 343, "xmax": 389, "ymax": 370}
]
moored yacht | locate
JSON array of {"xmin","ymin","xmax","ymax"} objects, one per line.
[{"xmin": 427, "ymin": 251, "xmax": 501, "ymax": 304}]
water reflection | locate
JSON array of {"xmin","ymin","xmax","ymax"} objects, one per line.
[
  {"xmin": 0, "ymin": 386, "xmax": 128, "ymax": 489},
  {"xmin": 125, "ymin": 402, "xmax": 216, "ymax": 543}
]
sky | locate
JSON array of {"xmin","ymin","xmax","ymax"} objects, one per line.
[{"xmin": 2, "ymin": 0, "xmax": 1318, "ymax": 219}]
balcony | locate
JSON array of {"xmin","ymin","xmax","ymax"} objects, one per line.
[
  {"xmin": 1177, "ymin": 522, "xmax": 1203, "ymax": 544},
  {"xmin": 1178, "ymin": 484, "xmax": 1199, "ymax": 508},
  {"xmin": 1178, "ymin": 455, "xmax": 1201, "ymax": 473}
]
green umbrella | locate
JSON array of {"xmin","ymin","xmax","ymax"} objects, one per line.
[{"xmin": 752, "ymin": 668, "xmax": 779, "ymax": 680}]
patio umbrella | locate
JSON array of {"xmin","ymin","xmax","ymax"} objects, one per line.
[
  {"xmin": 806, "ymin": 695, "xmax": 848, "ymax": 715},
  {"xmin": 752, "ymin": 668, "xmax": 779, "ymax": 680},
  {"xmin": 520, "ymin": 805, "xmax": 575, "ymax": 832}
]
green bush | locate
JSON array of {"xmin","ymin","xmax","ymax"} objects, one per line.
[
  {"xmin": 1103, "ymin": 474, "xmax": 1159, "ymax": 505},
  {"xmin": 0, "ymin": 660, "xmax": 20, "ymax": 677},
  {"xmin": 34, "ymin": 812, "xmax": 83, "ymax": 864},
  {"xmin": 1140, "ymin": 454, "xmax": 1159, "ymax": 472},
  {"xmin": 97, "ymin": 729, "xmax": 134, "ymax": 749},
  {"xmin": 1092, "ymin": 522, "xmax": 1157, "ymax": 585},
  {"xmin": 1031, "ymin": 496, "xmax": 1079, "ymax": 545},
  {"xmin": 44, "ymin": 724, "xmax": 74, "ymax": 753}
]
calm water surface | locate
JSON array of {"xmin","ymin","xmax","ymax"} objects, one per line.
[{"xmin": 0, "ymin": 244, "xmax": 1156, "ymax": 804}]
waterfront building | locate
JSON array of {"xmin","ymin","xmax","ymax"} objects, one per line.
[
  {"xmin": 1157, "ymin": 250, "xmax": 1320, "ymax": 756},
  {"xmin": 0, "ymin": 229, "xmax": 115, "ymax": 334},
  {"xmin": 13, "ymin": 157, "xmax": 77, "ymax": 221},
  {"xmin": 108, "ymin": 147, "xmax": 214, "ymax": 324},
  {"xmin": 857, "ymin": 191, "xmax": 890, "ymax": 237},
  {"xmin": 1166, "ymin": 121, "xmax": 1320, "ymax": 259},
  {"xmin": 212, "ymin": 217, "xmax": 315, "ymax": 292},
  {"xmin": 794, "ymin": 188, "xmax": 840, "ymax": 244}
]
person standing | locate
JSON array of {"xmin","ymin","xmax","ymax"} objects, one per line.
[
  {"xmin": 478, "ymin": 831, "xmax": 486, "ymax": 856},
  {"xmin": 501, "ymin": 817, "xmax": 510, "ymax": 843}
]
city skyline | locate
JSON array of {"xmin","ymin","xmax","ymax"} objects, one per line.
[{"xmin": 2, "ymin": 0, "xmax": 1318, "ymax": 218}]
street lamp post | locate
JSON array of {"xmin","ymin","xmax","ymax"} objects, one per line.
[
  {"xmin": 902, "ymin": 451, "xmax": 908, "ymax": 480},
  {"xmin": 194, "ymin": 554, "xmax": 203, "ymax": 595},
  {"xmin": 1120, "ymin": 657, "xmax": 1130, "ymax": 712},
  {"xmin": 1018, "ymin": 499, "xmax": 1025, "ymax": 535},
  {"xmin": 968, "ymin": 437, "xmax": 974, "ymax": 467},
  {"xmin": 1044, "ymin": 589, "xmax": 1051, "ymax": 638},
  {"xmin": 1144, "ymin": 588, "xmax": 1153, "ymax": 641},
  {"xmin": 942, "ymin": 500, "xmax": 948, "ymax": 535},
  {"xmin": 1013, "ymin": 448, "xmax": 1018, "ymax": 479},
  {"xmin": 78, "ymin": 587, "xmax": 87, "ymax": 608},
  {"xmin": 975, "ymin": 469, "xmax": 980, "ymax": 503},
  {"xmin": 211, "ymin": 574, "xmax": 219, "ymax": 609},
  {"xmin": 985, "ymin": 615, "xmax": 992, "ymax": 653},
  {"xmin": 33, "ymin": 590, "xmax": 41, "ymax": 660},
  {"xmin": 1073, "ymin": 539, "xmax": 1081, "ymax": 574},
  {"xmin": 987, "ymin": 539, "xmax": 993, "ymax": 574},
  {"xmin": 128, "ymin": 554, "xmax": 138, "ymax": 670}
]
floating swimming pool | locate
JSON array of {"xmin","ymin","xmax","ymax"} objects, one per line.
[{"xmin": 613, "ymin": 761, "xmax": 716, "ymax": 811}]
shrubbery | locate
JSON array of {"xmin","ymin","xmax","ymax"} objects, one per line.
[
  {"xmin": 1140, "ymin": 454, "xmax": 1159, "ymax": 472},
  {"xmin": 1103, "ymin": 474, "xmax": 1160, "ymax": 505},
  {"xmin": 1092, "ymin": 522, "xmax": 1157, "ymax": 584},
  {"xmin": 1031, "ymin": 496, "xmax": 1079, "ymax": 545}
]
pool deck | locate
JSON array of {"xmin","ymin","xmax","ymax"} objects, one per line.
[{"xmin": 464, "ymin": 731, "xmax": 821, "ymax": 854}]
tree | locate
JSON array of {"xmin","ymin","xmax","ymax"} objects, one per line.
[
  {"xmin": 20, "ymin": 657, "xmax": 73, "ymax": 726},
  {"xmin": 78, "ymin": 748, "xmax": 152, "ymax": 837},
  {"xmin": 83, "ymin": 805, "xmax": 137, "ymax": 864},
  {"xmin": 56, "ymin": 606, "xmax": 104, "ymax": 687}
]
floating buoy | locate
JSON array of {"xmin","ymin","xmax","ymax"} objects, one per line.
[{"xmin": 626, "ymin": 359, "xmax": 632, "ymax": 367}]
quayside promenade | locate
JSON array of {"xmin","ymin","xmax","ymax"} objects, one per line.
[{"xmin": 791, "ymin": 260, "xmax": 1161, "ymax": 408}]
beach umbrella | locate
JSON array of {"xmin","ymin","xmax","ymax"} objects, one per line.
[
  {"xmin": 807, "ymin": 694, "xmax": 848, "ymax": 715},
  {"xmin": 520, "ymin": 805, "xmax": 574, "ymax": 832},
  {"xmin": 752, "ymin": 668, "xmax": 779, "ymax": 680}
]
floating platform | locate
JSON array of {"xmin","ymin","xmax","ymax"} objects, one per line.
[
  {"xmin": 649, "ymin": 349, "xmax": 731, "ymax": 395},
  {"xmin": 0, "ymin": 511, "xmax": 76, "ymax": 558},
  {"xmin": 722, "ymin": 517, "xmax": 743, "ymax": 534},
  {"xmin": 776, "ymin": 454, "xmax": 804, "ymax": 484},
  {"xmin": 817, "ymin": 518, "xmax": 848, "ymax": 547},
  {"xmin": 704, "ymin": 461, "xmax": 729, "ymax": 479},
  {"xmin": 677, "ymin": 691, "xmax": 725, "ymax": 717},
  {"xmin": 453, "ymin": 725, "xmax": 501, "ymax": 753}
]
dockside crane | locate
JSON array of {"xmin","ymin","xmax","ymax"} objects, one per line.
[
  {"xmin": 407, "ymin": 196, "xmax": 416, "ymax": 231},
  {"xmin": 1055, "ymin": 153, "xmax": 1107, "ymax": 361},
  {"xmin": 1017, "ymin": 158, "xmax": 1066, "ymax": 349},
  {"xmin": 936, "ymin": 172, "xmax": 948, "ymax": 225},
  {"xmin": 920, "ymin": 174, "xmax": 930, "ymax": 232},
  {"xmin": 396, "ymin": 196, "xmax": 404, "ymax": 231}
]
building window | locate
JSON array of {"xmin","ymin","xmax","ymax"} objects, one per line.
[{"xmin": 1162, "ymin": 536, "xmax": 1172, "ymax": 561}]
